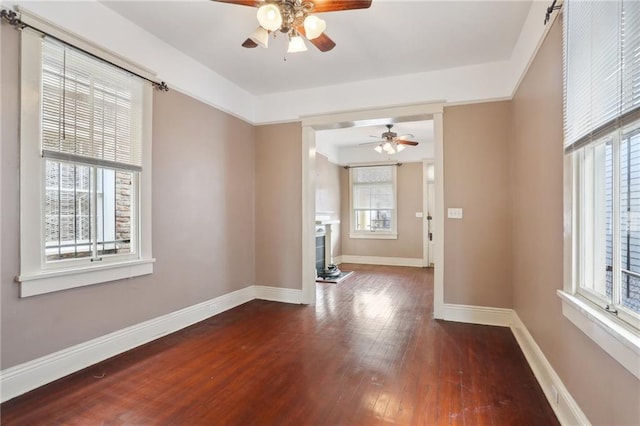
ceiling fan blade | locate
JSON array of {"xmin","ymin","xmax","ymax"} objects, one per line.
[
  {"xmin": 359, "ymin": 141, "xmax": 383, "ymax": 146},
  {"xmin": 311, "ymin": 0, "xmax": 372, "ymax": 12},
  {"xmin": 396, "ymin": 140, "xmax": 419, "ymax": 146},
  {"xmin": 242, "ymin": 38, "xmax": 258, "ymax": 48},
  {"xmin": 211, "ymin": 0, "xmax": 262, "ymax": 7},
  {"xmin": 397, "ymin": 133, "xmax": 415, "ymax": 140},
  {"xmin": 297, "ymin": 26, "xmax": 336, "ymax": 52}
]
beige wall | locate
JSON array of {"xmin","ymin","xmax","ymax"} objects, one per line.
[
  {"xmin": 315, "ymin": 153, "xmax": 341, "ymax": 257},
  {"xmin": 0, "ymin": 25, "xmax": 255, "ymax": 368},
  {"xmin": 442, "ymin": 101, "xmax": 512, "ymax": 308},
  {"xmin": 339, "ymin": 162, "xmax": 423, "ymax": 259},
  {"xmin": 511, "ymin": 20, "xmax": 639, "ymax": 425},
  {"xmin": 254, "ymin": 123, "xmax": 302, "ymax": 289}
]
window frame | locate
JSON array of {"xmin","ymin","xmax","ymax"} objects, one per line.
[
  {"xmin": 561, "ymin": 0, "xmax": 640, "ymax": 379},
  {"xmin": 16, "ymin": 27, "xmax": 154, "ymax": 298},
  {"xmin": 348, "ymin": 164, "xmax": 398, "ymax": 240}
]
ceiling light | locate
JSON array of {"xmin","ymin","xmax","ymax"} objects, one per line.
[
  {"xmin": 288, "ymin": 35, "xmax": 307, "ymax": 53},
  {"xmin": 374, "ymin": 145, "xmax": 383, "ymax": 153},
  {"xmin": 383, "ymin": 141, "xmax": 392, "ymax": 152},
  {"xmin": 303, "ymin": 15, "xmax": 326, "ymax": 40},
  {"xmin": 249, "ymin": 27, "xmax": 269, "ymax": 48},
  {"xmin": 396, "ymin": 144, "xmax": 405, "ymax": 152},
  {"xmin": 257, "ymin": 4, "xmax": 282, "ymax": 32}
]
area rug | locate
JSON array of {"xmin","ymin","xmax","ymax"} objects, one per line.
[{"xmin": 316, "ymin": 271, "xmax": 354, "ymax": 284}]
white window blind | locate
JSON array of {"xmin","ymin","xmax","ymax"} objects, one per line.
[
  {"xmin": 352, "ymin": 166, "xmax": 394, "ymax": 211},
  {"xmin": 42, "ymin": 37, "xmax": 144, "ymax": 171},
  {"xmin": 563, "ymin": 0, "xmax": 640, "ymax": 150}
]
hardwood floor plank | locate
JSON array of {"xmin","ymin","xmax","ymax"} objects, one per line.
[{"xmin": 1, "ymin": 264, "xmax": 559, "ymax": 425}]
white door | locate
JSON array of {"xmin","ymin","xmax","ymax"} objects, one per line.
[{"xmin": 423, "ymin": 161, "xmax": 436, "ymax": 267}]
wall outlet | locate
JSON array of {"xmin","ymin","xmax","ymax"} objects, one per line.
[
  {"xmin": 447, "ymin": 208, "xmax": 463, "ymax": 219},
  {"xmin": 416, "ymin": 212, "xmax": 424, "ymax": 218}
]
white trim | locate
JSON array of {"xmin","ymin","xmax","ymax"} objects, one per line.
[
  {"xmin": 339, "ymin": 255, "xmax": 423, "ymax": 268},
  {"xmin": 0, "ymin": 284, "xmax": 303, "ymax": 402},
  {"xmin": 348, "ymin": 233, "xmax": 397, "ymax": 240},
  {"xmin": 18, "ymin": 259, "xmax": 155, "ymax": 298},
  {"xmin": 558, "ymin": 290, "xmax": 640, "ymax": 380},
  {"xmin": 510, "ymin": 312, "xmax": 591, "ymax": 426},
  {"xmin": 255, "ymin": 286, "xmax": 303, "ymax": 304},
  {"xmin": 433, "ymin": 112, "xmax": 445, "ymax": 319},
  {"xmin": 441, "ymin": 303, "xmax": 513, "ymax": 327},
  {"xmin": 0, "ymin": 286, "xmax": 255, "ymax": 403},
  {"xmin": 333, "ymin": 255, "xmax": 343, "ymax": 265},
  {"xmin": 301, "ymin": 126, "xmax": 316, "ymax": 305}
]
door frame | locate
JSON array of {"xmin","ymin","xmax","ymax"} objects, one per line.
[{"xmin": 300, "ymin": 103, "xmax": 445, "ymax": 319}]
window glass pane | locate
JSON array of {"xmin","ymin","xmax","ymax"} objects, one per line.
[
  {"xmin": 620, "ymin": 130, "xmax": 640, "ymax": 314},
  {"xmin": 97, "ymin": 169, "xmax": 134, "ymax": 256},
  {"xmin": 45, "ymin": 160, "xmax": 136, "ymax": 262},
  {"xmin": 355, "ymin": 209, "xmax": 392, "ymax": 231},
  {"xmin": 579, "ymin": 139, "xmax": 613, "ymax": 302},
  {"xmin": 45, "ymin": 160, "xmax": 93, "ymax": 261}
]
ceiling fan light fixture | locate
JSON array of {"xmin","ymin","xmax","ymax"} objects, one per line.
[
  {"xmin": 257, "ymin": 4, "xmax": 282, "ymax": 31},
  {"xmin": 303, "ymin": 15, "xmax": 326, "ymax": 40},
  {"xmin": 396, "ymin": 144, "xmax": 405, "ymax": 152},
  {"xmin": 374, "ymin": 145, "xmax": 383, "ymax": 153},
  {"xmin": 383, "ymin": 141, "xmax": 392, "ymax": 152},
  {"xmin": 249, "ymin": 27, "xmax": 269, "ymax": 48},
  {"xmin": 288, "ymin": 34, "xmax": 308, "ymax": 53}
]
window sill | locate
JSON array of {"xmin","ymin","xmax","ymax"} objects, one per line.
[
  {"xmin": 557, "ymin": 290, "xmax": 640, "ymax": 379},
  {"xmin": 17, "ymin": 258, "xmax": 155, "ymax": 297},
  {"xmin": 349, "ymin": 232, "xmax": 398, "ymax": 240}
]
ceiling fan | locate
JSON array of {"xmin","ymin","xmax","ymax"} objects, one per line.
[
  {"xmin": 362, "ymin": 124, "xmax": 419, "ymax": 154},
  {"xmin": 212, "ymin": 0, "xmax": 372, "ymax": 53}
]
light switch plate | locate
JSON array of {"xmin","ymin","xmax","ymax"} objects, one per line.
[
  {"xmin": 448, "ymin": 208, "xmax": 463, "ymax": 219},
  {"xmin": 416, "ymin": 212, "xmax": 423, "ymax": 218}
]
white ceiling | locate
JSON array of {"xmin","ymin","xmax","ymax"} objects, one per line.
[
  {"xmin": 98, "ymin": 0, "xmax": 533, "ymax": 155},
  {"xmin": 101, "ymin": 0, "xmax": 533, "ymax": 95}
]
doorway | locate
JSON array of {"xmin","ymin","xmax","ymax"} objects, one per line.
[{"xmin": 301, "ymin": 104, "xmax": 445, "ymax": 319}]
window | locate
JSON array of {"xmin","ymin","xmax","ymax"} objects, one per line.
[
  {"xmin": 349, "ymin": 165, "xmax": 397, "ymax": 239},
  {"xmin": 562, "ymin": 0, "xmax": 640, "ymax": 377},
  {"xmin": 18, "ymin": 28, "xmax": 154, "ymax": 297}
]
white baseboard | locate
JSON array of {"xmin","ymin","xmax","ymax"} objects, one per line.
[
  {"xmin": 510, "ymin": 313, "xmax": 590, "ymax": 426},
  {"xmin": 339, "ymin": 255, "xmax": 423, "ymax": 267},
  {"xmin": 254, "ymin": 285, "xmax": 302, "ymax": 304},
  {"xmin": 333, "ymin": 255, "xmax": 343, "ymax": 265},
  {"xmin": 0, "ymin": 284, "xmax": 303, "ymax": 403},
  {"xmin": 441, "ymin": 303, "xmax": 514, "ymax": 327}
]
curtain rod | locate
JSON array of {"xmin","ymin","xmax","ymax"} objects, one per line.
[
  {"xmin": 343, "ymin": 163, "xmax": 402, "ymax": 169},
  {"xmin": 0, "ymin": 9, "xmax": 169, "ymax": 92},
  {"xmin": 544, "ymin": 0, "xmax": 562, "ymax": 25}
]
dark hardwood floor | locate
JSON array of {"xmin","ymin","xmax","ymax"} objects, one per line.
[{"xmin": 1, "ymin": 264, "xmax": 558, "ymax": 425}]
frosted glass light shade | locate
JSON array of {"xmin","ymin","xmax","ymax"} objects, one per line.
[
  {"xmin": 257, "ymin": 4, "xmax": 282, "ymax": 31},
  {"xmin": 303, "ymin": 15, "xmax": 326, "ymax": 39},
  {"xmin": 249, "ymin": 27, "xmax": 269, "ymax": 48},
  {"xmin": 288, "ymin": 35, "xmax": 307, "ymax": 53},
  {"xmin": 396, "ymin": 144, "xmax": 405, "ymax": 152},
  {"xmin": 382, "ymin": 142, "xmax": 392, "ymax": 152},
  {"xmin": 374, "ymin": 145, "xmax": 383, "ymax": 153}
]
